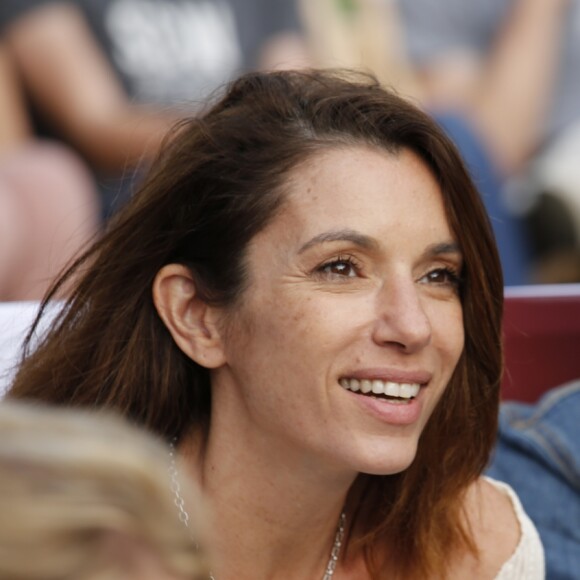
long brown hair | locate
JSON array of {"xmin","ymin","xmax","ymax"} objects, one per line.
[{"xmin": 8, "ymin": 70, "xmax": 503, "ymax": 578}]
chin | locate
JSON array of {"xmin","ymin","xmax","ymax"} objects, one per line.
[
  {"xmin": 359, "ymin": 458, "xmax": 416, "ymax": 477},
  {"xmin": 349, "ymin": 440, "xmax": 420, "ymax": 476}
]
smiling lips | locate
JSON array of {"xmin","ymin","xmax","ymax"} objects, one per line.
[{"xmin": 339, "ymin": 378, "xmax": 421, "ymax": 403}]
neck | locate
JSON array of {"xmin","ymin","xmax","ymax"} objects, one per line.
[{"xmin": 180, "ymin": 417, "xmax": 357, "ymax": 579}]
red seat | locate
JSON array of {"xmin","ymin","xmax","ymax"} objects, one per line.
[{"xmin": 502, "ymin": 284, "xmax": 580, "ymax": 402}]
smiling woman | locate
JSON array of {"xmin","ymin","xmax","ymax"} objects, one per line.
[
  {"xmin": 188, "ymin": 146, "xmax": 465, "ymax": 480},
  {"xmin": 6, "ymin": 70, "xmax": 543, "ymax": 579}
]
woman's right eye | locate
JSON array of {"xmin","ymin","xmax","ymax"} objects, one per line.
[{"xmin": 317, "ymin": 257, "xmax": 359, "ymax": 278}]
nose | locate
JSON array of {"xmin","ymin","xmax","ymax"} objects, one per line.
[{"xmin": 371, "ymin": 278, "xmax": 432, "ymax": 353}]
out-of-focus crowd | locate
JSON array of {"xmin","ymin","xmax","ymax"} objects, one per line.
[{"xmin": 1, "ymin": 0, "xmax": 580, "ymax": 301}]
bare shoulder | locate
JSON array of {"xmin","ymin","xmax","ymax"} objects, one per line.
[{"xmin": 460, "ymin": 477, "xmax": 521, "ymax": 577}]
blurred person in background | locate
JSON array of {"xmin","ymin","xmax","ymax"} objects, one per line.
[
  {"xmin": 0, "ymin": 0, "xmax": 308, "ymax": 219},
  {"xmin": 397, "ymin": 0, "xmax": 576, "ymax": 175},
  {"xmin": 0, "ymin": 42, "xmax": 100, "ymax": 301},
  {"xmin": 396, "ymin": 0, "xmax": 580, "ymax": 283},
  {"xmin": 300, "ymin": 0, "xmax": 577, "ymax": 285},
  {"xmin": 0, "ymin": 400, "xmax": 209, "ymax": 580}
]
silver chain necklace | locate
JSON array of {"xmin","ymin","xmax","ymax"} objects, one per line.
[{"xmin": 168, "ymin": 442, "xmax": 346, "ymax": 579}]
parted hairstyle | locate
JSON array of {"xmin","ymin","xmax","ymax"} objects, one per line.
[
  {"xmin": 8, "ymin": 69, "xmax": 503, "ymax": 579},
  {"xmin": 0, "ymin": 401, "xmax": 208, "ymax": 580}
]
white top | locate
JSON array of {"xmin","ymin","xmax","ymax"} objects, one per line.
[
  {"xmin": 486, "ymin": 477, "xmax": 545, "ymax": 580},
  {"xmin": 0, "ymin": 301, "xmax": 59, "ymax": 396}
]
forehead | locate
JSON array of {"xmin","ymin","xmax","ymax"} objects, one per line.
[{"xmin": 276, "ymin": 145, "xmax": 454, "ymax": 247}]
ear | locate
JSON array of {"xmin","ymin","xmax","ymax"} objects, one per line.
[{"xmin": 152, "ymin": 264, "xmax": 226, "ymax": 369}]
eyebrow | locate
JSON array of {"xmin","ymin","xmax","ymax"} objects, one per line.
[
  {"xmin": 298, "ymin": 230, "xmax": 462, "ymax": 260},
  {"xmin": 297, "ymin": 229, "xmax": 379, "ymax": 254},
  {"xmin": 422, "ymin": 242, "xmax": 462, "ymax": 259}
]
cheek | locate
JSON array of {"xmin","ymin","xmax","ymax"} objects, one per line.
[
  {"xmin": 447, "ymin": 314, "xmax": 465, "ymax": 374},
  {"xmin": 431, "ymin": 300, "xmax": 465, "ymax": 368},
  {"xmin": 225, "ymin": 291, "xmax": 368, "ymax": 377},
  {"xmin": 221, "ymin": 293, "xmax": 316, "ymax": 374}
]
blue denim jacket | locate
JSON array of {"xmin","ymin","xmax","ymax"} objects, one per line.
[{"xmin": 486, "ymin": 380, "xmax": 580, "ymax": 580}]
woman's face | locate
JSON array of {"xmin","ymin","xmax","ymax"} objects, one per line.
[{"xmin": 211, "ymin": 146, "xmax": 464, "ymax": 477}]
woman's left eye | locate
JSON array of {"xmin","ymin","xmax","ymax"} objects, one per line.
[
  {"xmin": 420, "ymin": 267, "xmax": 461, "ymax": 287},
  {"xmin": 317, "ymin": 257, "xmax": 359, "ymax": 278}
]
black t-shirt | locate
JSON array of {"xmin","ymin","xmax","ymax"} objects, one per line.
[
  {"xmin": 0, "ymin": 0, "xmax": 299, "ymax": 218},
  {"xmin": 0, "ymin": 0, "xmax": 301, "ymax": 105},
  {"xmin": 0, "ymin": 0, "xmax": 302, "ymax": 215}
]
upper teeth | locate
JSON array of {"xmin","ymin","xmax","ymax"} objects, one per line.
[{"xmin": 339, "ymin": 378, "xmax": 420, "ymax": 398}]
